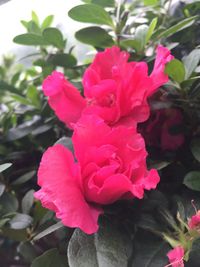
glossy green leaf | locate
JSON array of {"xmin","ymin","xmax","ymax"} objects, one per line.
[
  {"xmin": 183, "ymin": 171, "xmax": 200, "ymax": 191},
  {"xmin": 183, "ymin": 49, "xmax": 200, "ymax": 79},
  {"xmin": 11, "ymin": 171, "xmax": 36, "ymax": 186},
  {"xmin": 9, "ymin": 213, "xmax": 33, "ymax": 229},
  {"xmin": 68, "ymin": 223, "xmax": 131, "ymax": 267},
  {"xmin": 157, "ymin": 16, "xmax": 197, "ymax": 39},
  {"xmin": 165, "ymin": 59, "xmax": 186, "ymax": 83},
  {"xmin": 43, "ymin": 27, "xmax": 65, "ymax": 49},
  {"xmin": 33, "ymin": 221, "xmax": 64, "ymax": 241},
  {"xmin": 146, "ymin": 17, "xmax": 158, "ymax": 44},
  {"xmin": 0, "ymin": 183, "xmax": 5, "ymax": 197},
  {"xmin": 0, "ymin": 192, "xmax": 19, "ymax": 214},
  {"xmin": 75, "ymin": 26, "xmax": 114, "ymax": 47},
  {"xmin": 68, "ymin": 4, "xmax": 114, "ymax": 27},
  {"xmin": 13, "ymin": 33, "xmax": 48, "ymax": 46},
  {"xmin": 22, "ymin": 190, "xmax": 35, "ymax": 214},
  {"xmin": 0, "ymin": 163, "xmax": 12, "ymax": 173},
  {"xmin": 31, "ymin": 248, "xmax": 67, "ymax": 267},
  {"xmin": 134, "ymin": 24, "xmax": 149, "ymax": 51},
  {"xmin": 131, "ymin": 231, "xmax": 169, "ymax": 266},
  {"xmin": 48, "ymin": 53, "xmax": 77, "ymax": 68}
]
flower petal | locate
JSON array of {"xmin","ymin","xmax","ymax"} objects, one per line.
[{"xmin": 35, "ymin": 144, "xmax": 102, "ymax": 234}]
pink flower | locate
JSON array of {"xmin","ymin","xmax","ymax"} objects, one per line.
[
  {"xmin": 188, "ymin": 211, "xmax": 200, "ymax": 230},
  {"xmin": 42, "ymin": 46, "xmax": 173, "ymax": 128},
  {"xmin": 139, "ymin": 108, "xmax": 184, "ymax": 151},
  {"xmin": 167, "ymin": 246, "xmax": 184, "ymax": 267},
  {"xmin": 34, "ymin": 115, "xmax": 159, "ymax": 234},
  {"xmin": 42, "ymin": 71, "xmax": 86, "ymax": 129}
]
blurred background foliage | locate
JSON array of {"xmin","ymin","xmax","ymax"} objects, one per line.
[{"xmin": 0, "ymin": 0, "xmax": 200, "ymax": 266}]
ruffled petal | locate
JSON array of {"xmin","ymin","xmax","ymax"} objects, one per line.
[
  {"xmin": 34, "ymin": 144, "xmax": 102, "ymax": 234},
  {"xmin": 42, "ymin": 71, "xmax": 86, "ymax": 128}
]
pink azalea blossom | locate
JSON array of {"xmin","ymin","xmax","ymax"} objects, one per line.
[
  {"xmin": 139, "ymin": 108, "xmax": 184, "ymax": 151},
  {"xmin": 42, "ymin": 45, "xmax": 173, "ymax": 128},
  {"xmin": 42, "ymin": 71, "xmax": 86, "ymax": 128},
  {"xmin": 167, "ymin": 246, "xmax": 184, "ymax": 267},
  {"xmin": 34, "ymin": 115, "xmax": 159, "ymax": 234},
  {"xmin": 188, "ymin": 211, "xmax": 200, "ymax": 230}
]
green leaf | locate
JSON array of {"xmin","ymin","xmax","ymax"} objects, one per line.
[
  {"xmin": 0, "ymin": 192, "xmax": 19, "ymax": 214},
  {"xmin": 157, "ymin": 16, "xmax": 197, "ymax": 39},
  {"xmin": 0, "ymin": 183, "xmax": 5, "ymax": 197},
  {"xmin": 9, "ymin": 213, "xmax": 33, "ymax": 229},
  {"xmin": 145, "ymin": 17, "xmax": 158, "ymax": 44},
  {"xmin": 10, "ymin": 93, "xmax": 32, "ymax": 106},
  {"xmin": 68, "ymin": 4, "xmax": 114, "ymax": 27},
  {"xmin": 134, "ymin": 25, "xmax": 149, "ymax": 51},
  {"xmin": 48, "ymin": 53, "xmax": 77, "ymax": 68},
  {"xmin": 68, "ymin": 222, "xmax": 132, "ymax": 267},
  {"xmin": 183, "ymin": 49, "xmax": 200, "ymax": 79},
  {"xmin": 120, "ymin": 39, "xmax": 141, "ymax": 52},
  {"xmin": 131, "ymin": 230, "xmax": 169, "ymax": 266},
  {"xmin": 13, "ymin": 33, "xmax": 48, "ymax": 46},
  {"xmin": 82, "ymin": 0, "xmax": 115, "ymax": 7},
  {"xmin": 55, "ymin": 137, "xmax": 74, "ymax": 152},
  {"xmin": 144, "ymin": 0, "xmax": 158, "ymax": 5},
  {"xmin": 32, "ymin": 11, "xmax": 39, "ymax": 26},
  {"xmin": 27, "ymin": 85, "xmax": 41, "ymax": 108},
  {"xmin": 41, "ymin": 15, "xmax": 54, "ymax": 30},
  {"xmin": 190, "ymin": 138, "xmax": 200, "ymax": 162},
  {"xmin": 165, "ymin": 59, "xmax": 186, "ymax": 83},
  {"xmin": 184, "ymin": 171, "xmax": 200, "ymax": 191},
  {"xmin": 22, "ymin": 190, "xmax": 35, "ymax": 214},
  {"xmin": 11, "ymin": 170, "xmax": 36, "ymax": 186},
  {"xmin": 0, "ymin": 163, "xmax": 12, "ymax": 173},
  {"xmin": 75, "ymin": 26, "xmax": 114, "ymax": 47},
  {"xmin": 18, "ymin": 242, "xmax": 38, "ymax": 262},
  {"xmin": 43, "ymin": 27, "xmax": 65, "ymax": 49},
  {"xmin": 33, "ymin": 221, "xmax": 64, "ymax": 241},
  {"xmin": 31, "ymin": 248, "xmax": 67, "ymax": 267}
]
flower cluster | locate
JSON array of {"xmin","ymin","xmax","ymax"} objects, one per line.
[
  {"xmin": 34, "ymin": 46, "xmax": 173, "ymax": 234},
  {"xmin": 165, "ymin": 207, "xmax": 200, "ymax": 267}
]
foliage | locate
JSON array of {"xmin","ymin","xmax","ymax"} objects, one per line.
[{"xmin": 0, "ymin": 0, "xmax": 200, "ymax": 266}]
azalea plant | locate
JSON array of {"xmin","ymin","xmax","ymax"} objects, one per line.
[{"xmin": 0, "ymin": 0, "xmax": 200, "ymax": 266}]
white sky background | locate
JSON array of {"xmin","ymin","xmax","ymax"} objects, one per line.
[{"xmin": 0, "ymin": 0, "xmax": 92, "ymax": 64}]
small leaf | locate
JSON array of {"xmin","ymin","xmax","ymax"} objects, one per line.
[
  {"xmin": 22, "ymin": 190, "xmax": 35, "ymax": 214},
  {"xmin": 13, "ymin": 33, "xmax": 48, "ymax": 46},
  {"xmin": 12, "ymin": 170, "xmax": 36, "ymax": 186},
  {"xmin": 0, "ymin": 183, "xmax": 5, "ymax": 197},
  {"xmin": 157, "ymin": 16, "xmax": 197, "ymax": 39},
  {"xmin": 33, "ymin": 221, "xmax": 64, "ymax": 241},
  {"xmin": 75, "ymin": 26, "xmax": 114, "ymax": 47},
  {"xmin": 0, "ymin": 192, "xmax": 19, "ymax": 214},
  {"xmin": 48, "ymin": 53, "xmax": 77, "ymax": 68},
  {"xmin": 0, "ymin": 163, "xmax": 12, "ymax": 173},
  {"xmin": 32, "ymin": 11, "xmax": 39, "ymax": 26},
  {"xmin": 43, "ymin": 27, "xmax": 65, "ymax": 49},
  {"xmin": 68, "ymin": 4, "xmax": 114, "ymax": 27},
  {"xmin": 190, "ymin": 138, "xmax": 200, "ymax": 162},
  {"xmin": 9, "ymin": 213, "xmax": 33, "ymax": 229},
  {"xmin": 41, "ymin": 15, "xmax": 54, "ymax": 30},
  {"xmin": 183, "ymin": 171, "xmax": 200, "ymax": 191},
  {"xmin": 18, "ymin": 242, "xmax": 38, "ymax": 262},
  {"xmin": 145, "ymin": 17, "xmax": 158, "ymax": 44},
  {"xmin": 134, "ymin": 24, "xmax": 149, "ymax": 51},
  {"xmin": 31, "ymin": 248, "xmax": 67, "ymax": 267},
  {"xmin": 183, "ymin": 49, "xmax": 200, "ymax": 79},
  {"xmin": 165, "ymin": 59, "xmax": 186, "ymax": 83},
  {"xmin": 55, "ymin": 137, "xmax": 74, "ymax": 152}
]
